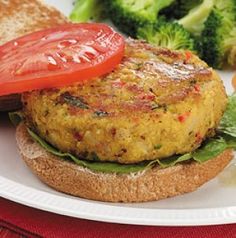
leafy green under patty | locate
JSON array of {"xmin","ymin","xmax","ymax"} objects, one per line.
[
  {"xmin": 219, "ymin": 93, "xmax": 236, "ymax": 138},
  {"xmin": 24, "ymin": 93, "xmax": 236, "ymax": 174}
]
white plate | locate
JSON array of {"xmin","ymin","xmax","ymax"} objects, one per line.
[{"xmin": 1, "ymin": 0, "xmax": 236, "ymax": 226}]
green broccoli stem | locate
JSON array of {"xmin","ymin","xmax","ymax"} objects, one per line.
[{"xmin": 178, "ymin": 0, "xmax": 215, "ymax": 36}]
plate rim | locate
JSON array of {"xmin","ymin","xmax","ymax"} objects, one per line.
[
  {"xmin": 1, "ymin": 0, "xmax": 235, "ymax": 224},
  {"xmin": 1, "ymin": 176, "xmax": 236, "ymax": 226}
]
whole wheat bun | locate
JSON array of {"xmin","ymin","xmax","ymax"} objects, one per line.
[
  {"xmin": 0, "ymin": 0, "xmax": 67, "ymax": 111},
  {"xmin": 16, "ymin": 123, "xmax": 234, "ymax": 203}
]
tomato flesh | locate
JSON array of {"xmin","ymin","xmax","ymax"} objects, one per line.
[{"xmin": 0, "ymin": 23, "xmax": 125, "ymax": 96}]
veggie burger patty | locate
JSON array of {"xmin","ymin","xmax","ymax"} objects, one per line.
[{"xmin": 22, "ymin": 39, "xmax": 227, "ymax": 164}]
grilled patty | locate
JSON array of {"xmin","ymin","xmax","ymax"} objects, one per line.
[{"xmin": 22, "ymin": 39, "xmax": 227, "ymax": 164}]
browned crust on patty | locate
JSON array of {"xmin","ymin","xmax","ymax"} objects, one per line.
[
  {"xmin": 0, "ymin": 0, "xmax": 67, "ymax": 111},
  {"xmin": 22, "ymin": 39, "xmax": 227, "ymax": 164},
  {"xmin": 16, "ymin": 123, "xmax": 234, "ymax": 202}
]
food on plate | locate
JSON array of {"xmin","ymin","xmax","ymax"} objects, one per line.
[
  {"xmin": 71, "ymin": 0, "xmax": 236, "ymax": 69},
  {"xmin": 22, "ymin": 39, "xmax": 226, "ymax": 164},
  {"xmin": 8, "ymin": 26, "xmax": 235, "ymax": 202},
  {"xmin": 0, "ymin": 0, "xmax": 67, "ymax": 111},
  {"xmin": 1, "ymin": 1, "xmax": 234, "ymax": 203}
]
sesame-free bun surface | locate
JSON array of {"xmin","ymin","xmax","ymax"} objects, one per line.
[
  {"xmin": 0, "ymin": 0, "xmax": 67, "ymax": 111},
  {"xmin": 16, "ymin": 123, "xmax": 233, "ymax": 203}
]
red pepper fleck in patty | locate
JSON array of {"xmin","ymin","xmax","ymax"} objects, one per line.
[
  {"xmin": 178, "ymin": 111, "xmax": 191, "ymax": 123},
  {"xmin": 194, "ymin": 84, "xmax": 201, "ymax": 93},
  {"xmin": 138, "ymin": 93, "xmax": 155, "ymax": 101},
  {"xmin": 74, "ymin": 132, "xmax": 83, "ymax": 141},
  {"xmin": 185, "ymin": 50, "xmax": 193, "ymax": 62}
]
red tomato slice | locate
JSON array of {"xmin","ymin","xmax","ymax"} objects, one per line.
[{"xmin": 0, "ymin": 23, "xmax": 125, "ymax": 96}]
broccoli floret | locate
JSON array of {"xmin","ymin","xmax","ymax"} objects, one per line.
[
  {"xmin": 104, "ymin": 0, "xmax": 175, "ymax": 37},
  {"xmin": 161, "ymin": 0, "xmax": 203, "ymax": 19},
  {"xmin": 137, "ymin": 21, "xmax": 197, "ymax": 52},
  {"xmin": 177, "ymin": 0, "xmax": 214, "ymax": 37},
  {"xmin": 70, "ymin": 0, "xmax": 105, "ymax": 22},
  {"xmin": 202, "ymin": 9, "xmax": 236, "ymax": 68}
]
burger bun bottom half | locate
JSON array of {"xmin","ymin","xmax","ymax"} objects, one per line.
[{"xmin": 16, "ymin": 123, "xmax": 233, "ymax": 203}]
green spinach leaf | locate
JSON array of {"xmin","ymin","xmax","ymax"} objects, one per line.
[
  {"xmin": 219, "ymin": 93, "xmax": 236, "ymax": 137},
  {"xmin": 192, "ymin": 137, "xmax": 228, "ymax": 163}
]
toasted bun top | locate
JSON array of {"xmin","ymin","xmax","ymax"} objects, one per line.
[{"xmin": 0, "ymin": 0, "xmax": 67, "ymax": 45}]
